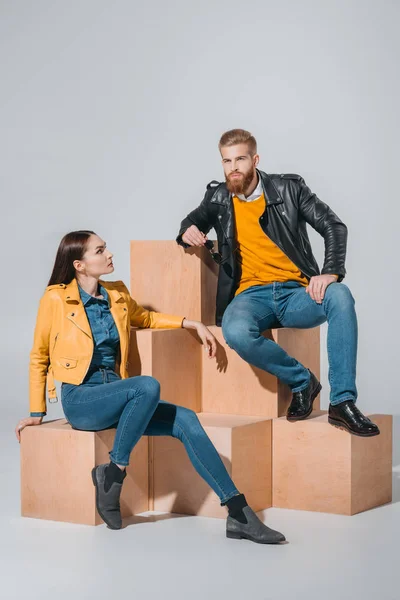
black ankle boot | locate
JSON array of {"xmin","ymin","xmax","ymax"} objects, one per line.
[
  {"xmin": 224, "ymin": 494, "xmax": 286, "ymax": 544},
  {"xmin": 92, "ymin": 462, "xmax": 126, "ymax": 530}
]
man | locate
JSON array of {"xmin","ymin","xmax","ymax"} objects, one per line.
[{"xmin": 177, "ymin": 128, "xmax": 379, "ymax": 437}]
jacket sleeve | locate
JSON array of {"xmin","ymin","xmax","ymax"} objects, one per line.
[
  {"xmin": 120, "ymin": 284, "xmax": 184, "ymax": 329},
  {"xmin": 29, "ymin": 293, "xmax": 54, "ymax": 414},
  {"xmin": 297, "ymin": 179, "xmax": 348, "ymax": 281},
  {"xmin": 176, "ymin": 187, "xmax": 216, "ymax": 247}
]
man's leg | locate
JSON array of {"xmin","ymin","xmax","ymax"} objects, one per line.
[
  {"xmin": 221, "ymin": 285, "xmax": 310, "ymax": 391},
  {"xmin": 279, "ymin": 282, "xmax": 357, "ymax": 405},
  {"xmin": 279, "ymin": 282, "xmax": 379, "ymax": 435}
]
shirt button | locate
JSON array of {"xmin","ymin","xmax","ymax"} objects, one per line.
[
  {"xmin": 71, "ymin": 313, "xmax": 75, "ymax": 317},
  {"xmin": 66, "ymin": 363, "xmax": 70, "ymax": 367}
]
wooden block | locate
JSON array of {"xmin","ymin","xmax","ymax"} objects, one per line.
[
  {"xmin": 130, "ymin": 241, "xmax": 218, "ymax": 325},
  {"xmin": 201, "ymin": 326, "xmax": 320, "ymax": 418},
  {"xmin": 128, "ymin": 328, "xmax": 201, "ymax": 412},
  {"xmin": 152, "ymin": 413, "xmax": 272, "ymax": 518},
  {"xmin": 272, "ymin": 412, "xmax": 392, "ymax": 515},
  {"xmin": 21, "ymin": 419, "xmax": 148, "ymax": 525}
]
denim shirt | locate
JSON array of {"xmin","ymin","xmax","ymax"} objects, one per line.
[
  {"xmin": 30, "ymin": 283, "xmax": 120, "ymax": 417},
  {"xmin": 79, "ymin": 284, "xmax": 120, "ymax": 370}
]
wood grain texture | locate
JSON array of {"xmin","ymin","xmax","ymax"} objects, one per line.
[
  {"xmin": 201, "ymin": 326, "xmax": 320, "ymax": 417},
  {"xmin": 272, "ymin": 412, "xmax": 392, "ymax": 515},
  {"xmin": 128, "ymin": 328, "xmax": 201, "ymax": 411},
  {"xmin": 152, "ymin": 412, "xmax": 272, "ymax": 518},
  {"xmin": 130, "ymin": 241, "xmax": 218, "ymax": 325},
  {"xmin": 21, "ymin": 419, "xmax": 148, "ymax": 525}
]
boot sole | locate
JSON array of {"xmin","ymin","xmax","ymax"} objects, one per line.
[
  {"xmin": 328, "ymin": 417, "xmax": 380, "ymax": 437},
  {"xmin": 286, "ymin": 382, "xmax": 322, "ymax": 422},
  {"xmin": 91, "ymin": 467, "xmax": 122, "ymax": 530},
  {"xmin": 226, "ymin": 530, "xmax": 285, "ymax": 544}
]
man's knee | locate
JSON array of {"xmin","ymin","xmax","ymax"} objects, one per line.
[
  {"xmin": 222, "ymin": 313, "xmax": 255, "ymax": 350},
  {"xmin": 325, "ymin": 282, "xmax": 355, "ymax": 308}
]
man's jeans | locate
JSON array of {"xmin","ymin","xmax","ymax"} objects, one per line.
[
  {"xmin": 221, "ymin": 282, "xmax": 358, "ymax": 406},
  {"xmin": 61, "ymin": 368, "xmax": 239, "ymax": 503}
]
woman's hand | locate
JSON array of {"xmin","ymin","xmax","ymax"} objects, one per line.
[
  {"xmin": 15, "ymin": 416, "xmax": 43, "ymax": 442},
  {"xmin": 182, "ymin": 319, "xmax": 217, "ymax": 358}
]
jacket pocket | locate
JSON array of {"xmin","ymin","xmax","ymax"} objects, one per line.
[{"xmin": 58, "ymin": 357, "xmax": 78, "ymax": 369}]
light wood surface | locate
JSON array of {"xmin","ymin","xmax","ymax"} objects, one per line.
[
  {"xmin": 21, "ymin": 419, "xmax": 148, "ymax": 525},
  {"xmin": 272, "ymin": 412, "xmax": 392, "ymax": 515},
  {"xmin": 201, "ymin": 326, "xmax": 320, "ymax": 417},
  {"xmin": 130, "ymin": 241, "xmax": 218, "ymax": 325},
  {"xmin": 128, "ymin": 328, "xmax": 201, "ymax": 411},
  {"xmin": 152, "ymin": 412, "xmax": 272, "ymax": 518}
]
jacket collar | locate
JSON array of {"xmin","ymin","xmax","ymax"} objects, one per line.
[
  {"xmin": 64, "ymin": 278, "xmax": 124, "ymax": 306},
  {"xmin": 210, "ymin": 169, "xmax": 283, "ymax": 208}
]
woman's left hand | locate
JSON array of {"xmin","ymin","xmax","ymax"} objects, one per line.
[{"xmin": 182, "ymin": 319, "xmax": 217, "ymax": 358}]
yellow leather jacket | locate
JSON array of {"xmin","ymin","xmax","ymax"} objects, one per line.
[{"xmin": 29, "ymin": 278, "xmax": 184, "ymax": 414}]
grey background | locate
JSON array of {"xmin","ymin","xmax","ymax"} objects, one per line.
[{"xmin": 0, "ymin": 2, "xmax": 398, "ymax": 598}]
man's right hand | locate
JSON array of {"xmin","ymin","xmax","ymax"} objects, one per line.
[{"xmin": 182, "ymin": 225, "xmax": 207, "ymax": 247}]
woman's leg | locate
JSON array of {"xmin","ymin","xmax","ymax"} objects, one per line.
[
  {"xmin": 144, "ymin": 402, "xmax": 239, "ymax": 503},
  {"xmin": 144, "ymin": 402, "xmax": 286, "ymax": 544},
  {"xmin": 62, "ymin": 372, "xmax": 161, "ymax": 466},
  {"xmin": 62, "ymin": 371, "xmax": 161, "ymax": 530}
]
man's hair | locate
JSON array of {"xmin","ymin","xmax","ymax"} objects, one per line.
[{"xmin": 218, "ymin": 129, "xmax": 257, "ymax": 156}]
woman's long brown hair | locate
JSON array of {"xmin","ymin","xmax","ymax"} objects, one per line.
[{"xmin": 47, "ymin": 230, "xmax": 95, "ymax": 286}]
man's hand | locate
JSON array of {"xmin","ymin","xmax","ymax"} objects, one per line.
[
  {"xmin": 15, "ymin": 416, "xmax": 43, "ymax": 442},
  {"xmin": 182, "ymin": 319, "xmax": 217, "ymax": 358},
  {"xmin": 306, "ymin": 274, "xmax": 338, "ymax": 304},
  {"xmin": 182, "ymin": 225, "xmax": 207, "ymax": 247}
]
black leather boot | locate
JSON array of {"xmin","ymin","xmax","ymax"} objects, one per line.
[
  {"xmin": 286, "ymin": 370, "xmax": 321, "ymax": 421},
  {"xmin": 92, "ymin": 463, "xmax": 126, "ymax": 529},
  {"xmin": 226, "ymin": 507, "xmax": 286, "ymax": 544},
  {"xmin": 328, "ymin": 401, "xmax": 380, "ymax": 437}
]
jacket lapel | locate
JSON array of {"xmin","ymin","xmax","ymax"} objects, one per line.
[
  {"xmin": 64, "ymin": 279, "xmax": 92, "ymax": 339},
  {"xmin": 102, "ymin": 281, "xmax": 129, "ymax": 345}
]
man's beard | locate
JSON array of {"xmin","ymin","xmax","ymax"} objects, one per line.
[{"xmin": 225, "ymin": 167, "xmax": 255, "ymax": 195}]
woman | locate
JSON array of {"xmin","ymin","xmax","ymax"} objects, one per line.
[{"xmin": 15, "ymin": 230, "xmax": 285, "ymax": 544}]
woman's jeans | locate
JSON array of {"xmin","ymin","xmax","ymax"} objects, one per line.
[
  {"xmin": 61, "ymin": 368, "xmax": 239, "ymax": 504},
  {"xmin": 221, "ymin": 282, "xmax": 358, "ymax": 406}
]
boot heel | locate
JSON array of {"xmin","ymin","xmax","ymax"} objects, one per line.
[
  {"xmin": 91, "ymin": 467, "xmax": 97, "ymax": 487},
  {"xmin": 226, "ymin": 530, "xmax": 242, "ymax": 540},
  {"xmin": 313, "ymin": 383, "xmax": 322, "ymax": 398}
]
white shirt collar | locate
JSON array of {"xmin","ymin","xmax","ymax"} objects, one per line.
[{"xmin": 234, "ymin": 174, "xmax": 263, "ymax": 202}]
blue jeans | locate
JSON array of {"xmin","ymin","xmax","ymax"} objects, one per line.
[
  {"xmin": 221, "ymin": 281, "xmax": 358, "ymax": 406},
  {"xmin": 61, "ymin": 368, "xmax": 239, "ymax": 504}
]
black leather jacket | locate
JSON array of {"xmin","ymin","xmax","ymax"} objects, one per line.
[{"xmin": 177, "ymin": 169, "xmax": 347, "ymax": 326}]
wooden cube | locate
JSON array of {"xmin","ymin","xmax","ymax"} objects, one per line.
[
  {"xmin": 152, "ymin": 413, "xmax": 272, "ymax": 518},
  {"xmin": 128, "ymin": 328, "xmax": 201, "ymax": 412},
  {"xmin": 130, "ymin": 241, "xmax": 218, "ymax": 325},
  {"xmin": 201, "ymin": 325, "xmax": 320, "ymax": 418},
  {"xmin": 21, "ymin": 419, "xmax": 148, "ymax": 525},
  {"xmin": 272, "ymin": 412, "xmax": 392, "ymax": 515}
]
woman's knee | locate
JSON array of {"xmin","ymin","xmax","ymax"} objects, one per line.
[
  {"xmin": 174, "ymin": 407, "xmax": 202, "ymax": 439},
  {"xmin": 128, "ymin": 375, "xmax": 160, "ymax": 404}
]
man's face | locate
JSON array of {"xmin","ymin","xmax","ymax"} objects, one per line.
[{"xmin": 220, "ymin": 143, "xmax": 259, "ymax": 194}]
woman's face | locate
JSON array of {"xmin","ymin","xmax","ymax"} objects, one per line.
[{"xmin": 74, "ymin": 234, "xmax": 114, "ymax": 278}]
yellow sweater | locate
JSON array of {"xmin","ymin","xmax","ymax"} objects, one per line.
[{"xmin": 233, "ymin": 193, "xmax": 308, "ymax": 296}]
